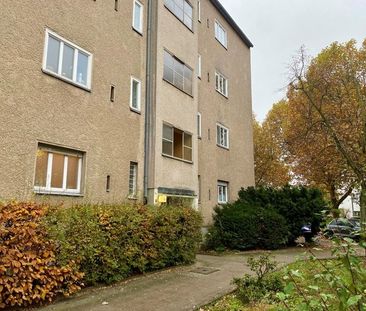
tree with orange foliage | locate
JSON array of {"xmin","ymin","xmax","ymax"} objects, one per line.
[
  {"xmin": 253, "ymin": 101, "xmax": 291, "ymax": 187},
  {"xmin": 287, "ymin": 39, "xmax": 366, "ymax": 226}
]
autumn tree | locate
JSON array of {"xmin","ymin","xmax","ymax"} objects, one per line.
[
  {"xmin": 287, "ymin": 39, "xmax": 366, "ymax": 226},
  {"xmin": 253, "ymin": 102, "xmax": 291, "ymax": 187},
  {"xmin": 284, "ymin": 91, "xmax": 357, "ymax": 210}
]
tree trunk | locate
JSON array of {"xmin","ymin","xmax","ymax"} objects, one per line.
[{"xmin": 361, "ymin": 181, "xmax": 366, "ymax": 231}]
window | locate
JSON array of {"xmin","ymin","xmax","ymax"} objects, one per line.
[
  {"xmin": 215, "ymin": 71, "xmax": 228, "ymax": 97},
  {"xmin": 197, "ymin": 54, "xmax": 202, "ymax": 78},
  {"xmin": 217, "ymin": 124, "xmax": 229, "ymax": 149},
  {"xmin": 129, "ymin": 162, "xmax": 138, "ymax": 198},
  {"xmin": 43, "ymin": 29, "xmax": 92, "ymax": 89},
  {"xmin": 215, "ymin": 20, "xmax": 227, "ymax": 48},
  {"xmin": 197, "ymin": 112, "xmax": 202, "ymax": 138},
  {"xmin": 164, "ymin": 0, "xmax": 193, "ymax": 30},
  {"xmin": 34, "ymin": 145, "xmax": 83, "ymax": 195},
  {"xmin": 115, "ymin": 0, "xmax": 119, "ymax": 11},
  {"xmin": 110, "ymin": 85, "xmax": 115, "ymax": 102},
  {"xmin": 163, "ymin": 50, "xmax": 193, "ymax": 95},
  {"xmin": 106, "ymin": 175, "xmax": 111, "ymax": 192},
  {"xmin": 162, "ymin": 123, "xmax": 192, "ymax": 162},
  {"xmin": 197, "ymin": 0, "xmax": 201, "ymax": 22},
  {"xmin": 217, "ymin": 181, "xmax": 228, "ymax": 204},
  {"xmin": 130, "ymin": 77, "xmax": 141, "ymax": 111},
  {"xmin": 133, "ymin": 0, "xmax": 144, "ymax": 33}
]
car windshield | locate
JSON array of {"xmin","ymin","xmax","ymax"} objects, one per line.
[{"xmin": 349, "ymin": 219, "xmax": 360, "ymax": 227}]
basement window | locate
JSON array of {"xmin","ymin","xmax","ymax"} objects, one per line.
[
  {"xmin": 162, "ymin": 123, "xmax": 192, "ymax": 162},
  {"xmin": 129, "ymin": 162, "xmax": 138, "ymax": 198}
]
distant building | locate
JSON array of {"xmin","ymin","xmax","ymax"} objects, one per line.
[
  {"xmin": 0, "ymin": 0, "xmax": 255, "ymax": 225},
  {"xmin": 339, "ymin": 190, "xmax": 360, "ymax": 218}
]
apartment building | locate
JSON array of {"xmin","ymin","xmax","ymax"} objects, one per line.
[{"xmin": 0, "ymin": 0, "xmax": 254, "ymax": 224}]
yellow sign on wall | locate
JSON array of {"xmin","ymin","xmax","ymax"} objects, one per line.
[{"xmin": 158, "ymin": 195, "xmax": 167, "ymax": 203}]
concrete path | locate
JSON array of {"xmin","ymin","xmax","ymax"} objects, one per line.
[{"xmin": 40, "ymin": 247, "xmax": 335, "ymax": 311}]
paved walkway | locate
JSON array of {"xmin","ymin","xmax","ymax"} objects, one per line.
[{"xmin": 40, "ymin": 247, "xmax": 335, "ymax": 311}]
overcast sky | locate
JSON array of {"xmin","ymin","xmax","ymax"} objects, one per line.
[{"xmin": 223, "ymin": 0, "xmax": 366, "ymax": 121}]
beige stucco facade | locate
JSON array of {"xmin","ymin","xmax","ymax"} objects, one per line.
[
  {"xmin": 197, "ymin": 1, "xmax": 255, "ymax": 223},
  {"xmin": 0, "ymin": 0, "xmax": 146, "ymax": 204},
  {"xmin": 0, "ymin": 0, "xmax": 254, "ymax": 225}
]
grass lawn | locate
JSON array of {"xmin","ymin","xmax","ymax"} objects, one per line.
[{"xmin": 201, "ymin": 258, "xmax": 362, "ymax": 311}]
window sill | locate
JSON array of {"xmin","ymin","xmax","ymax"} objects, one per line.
[
  {"xmin": 128, "ymin": 196, "xmax": 138, "ymax": 200},
  {"xmin": 132, "ymin": 27, "xmax": 143, "ymax": 36},
  {"xmin": 215, "ymin": 38, "xmax": 228, "ymax": 50},
  {"xmin": 215, "ymin": 89, "xmax": 228, "ymax": 99},
  {"xmin": 34, "ymin": 189, "xmax": 84, "ymax": 197},
  {"xmin": 217, "ymin": 144, "xmax": 230, "ymax": 151},
  {"xmin": 42, "ymin": 69, "xmax": 91, "ymax": 92},
  {"xmin": 162, "ymin": 153, "xmax": 193, "ymax": 164},
  {"xmin": 130, "ymin": 107, "xmax": 142, "ymax": 114},
  {"xmin": 163, "ymin": 78, "xmax": 193, "ymax": 98}
]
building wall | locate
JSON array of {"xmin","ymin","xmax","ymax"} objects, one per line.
[
  {"xmin": 197, "ymin": 0, "xmax": 255, "ymax": 224},
  {"xmin": 147, "ymin": 0, "xmax": 199, "ymax": 204},
  {"xmin": 0, "ymin": 0, "xmax": 146, "ymax": 203},
  {"xmin": 0, "ymin": 0, "xmax": 255, "ymax": 225}
]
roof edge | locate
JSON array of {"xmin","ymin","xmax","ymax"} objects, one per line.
[{"xmin": 209, "ymin": 0, "xmax": 253, "ymax": 48}]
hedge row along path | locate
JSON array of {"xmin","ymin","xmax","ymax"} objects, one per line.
[{"xmin": 39, "ymin": 246, "xmax": 348, "ymax": 311}]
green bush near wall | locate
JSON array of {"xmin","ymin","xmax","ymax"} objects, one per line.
[
  {"xmin": 205, "ymin": 186, "xmax": 327, "ymax": 251},
  {"xmin": 205, "ymin": 203, "xmax": 289, "ymax": 250},
  {"xmin": 45, "ymin": 204, "xmax": 202, "ymax": 285}
]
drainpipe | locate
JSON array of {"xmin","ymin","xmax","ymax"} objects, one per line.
[{"xmin": 144, "ymin": 0, "xmax": 155, "ymax": 203}]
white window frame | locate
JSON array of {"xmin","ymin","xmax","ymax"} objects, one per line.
[
  {"xmin": 197, "ymin": 112, "xmax": 202, "ymax": 138},
  {"xmin": 217, "ymin": 181, "xmax": 229, "ymax": 204},
  {"xmin": 132, "ymin": 0, "xmax": 144, "ymax": 34},
  {"xmin": 215, "ymin": 71, "xmax": 228, "ymax": 97},
  {"xmin": 128, "ymin": 162, "xmax": 138, "ymax": 199},
  {"xmin": 215, "ymin": 20, "xmax": 227, "ymax": 48},
  {"xmin": 130, "ymin": 77, "xmax": 142, "ymax": 112},
  {"xmin": 34, "ymin": 150, "xmax": 83, "ymax": 196},
  {"xmin": 42, "ymin": 29, "xmax": 93, "ymax": 90},
  {"xmin": 197, "ymin": 54, "xmax": 202, "ymax": 78},
  {"xmin": 217, "ymin": 123, "xmax": 230, "ymax": 149},
  {"xmin": 164, "ymin": 0, "xmax": 193, "ymax": 30},
  {"xmin": 197, "ymin": 0, "xmax": 201, "ymax": 22},
  {"xmin": 163, "ymin": 50, "xmax": 193, "ymax": 96},
  {"xmin": 162, "ymin": 123, "xmax": 193, "ymax": 162}
]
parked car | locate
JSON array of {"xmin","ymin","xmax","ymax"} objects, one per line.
[{"xmin": 324, "ymin": 218, "xmax": 361, "ymax": 240}]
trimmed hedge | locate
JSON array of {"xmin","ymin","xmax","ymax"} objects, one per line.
[
  {"xmin": 0, "ymin": 202, "xmax": 83, "ymax": 309},
  {"xmin": 45, "ymin": 204, "xmax": 203, "ymax": 285},
  {"xmin": 205, "ymin": 186, "xmax": 327, "ymax": 251},
  {"xmin": 0, "ymin": 202, "xmax": 202, "ymax": 308}
]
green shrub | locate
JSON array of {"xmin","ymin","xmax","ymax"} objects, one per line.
[
  {"xmin": 0, "ymin": 202, "xmax": 83, "ymax": 309},
  {"xmin": 277, "ymin": 239, "xmax": 366, "ymax": 310},
  {"xmin": 233, "ymin": 254, "xmax": 283, "ymax": 304},
  {"xmin": 45, "ymin": 204, "xmax": 202, "ymax": 285},
  {"xmin": 238, "ymin": 186, "xmax": 327, "ymax": 244},
  {"xmin": 205, "ymin": 202, "xmax": 289, "ymax": 250}
]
